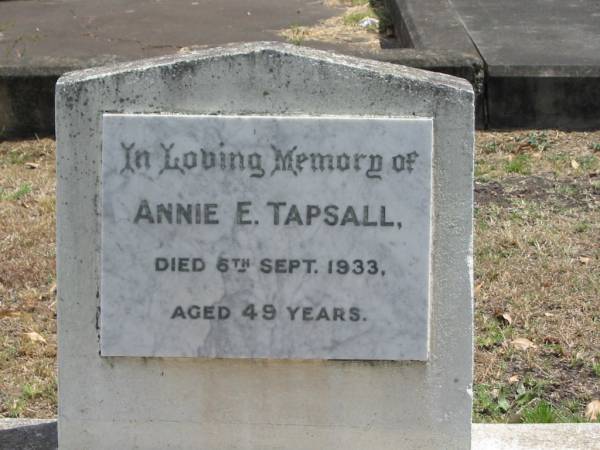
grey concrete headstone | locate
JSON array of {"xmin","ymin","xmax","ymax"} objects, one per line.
[{"xmin": 56, "ymin": 42, "xmax": 474, "ymax": 449}]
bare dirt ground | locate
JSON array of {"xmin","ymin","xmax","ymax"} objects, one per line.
[{"xmin": 0, "ymin": 130, "xmax": 599, "ymax": 422}]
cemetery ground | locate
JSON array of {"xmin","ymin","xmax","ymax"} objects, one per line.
[{"xmin": 0, "ymin": 130, "xmax": 599, "ymax": 423}]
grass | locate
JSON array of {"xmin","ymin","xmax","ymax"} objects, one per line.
[
  {"xmin": 280, "ymin": 0, "xmax": 395, "ymax": 49},
  {"xmin": 343, "ymin": 10, "xmax": 374, "ymax": 26},
  {"xmin": 0, "ymin": 131, "xmax": 599, "ymax": 421},
  {"xmin": 521, "ymin": 401, "xmax": 556, "ymax": 423},
  {"xmin": 474, "ymin": 130, "xmax": 600, "ymax": 424},
  {"xmin": 505, "ymin": 154, "xmax": 531, "ymax": 174},
  {"xmin": 0, "ymin": 138, "xmax": 56, "ymax": 419},
  {"xmin": 286, "ymin": 25, "xmax": 307, "ymax": 46},
  {"xmin": 0, "ymin": 183, "xmax": 32, "ymax": 201}
]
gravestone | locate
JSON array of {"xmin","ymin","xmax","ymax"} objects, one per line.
[{"xmin": 56, "ymin": 42, "xmax": 474, "ymax": 449}]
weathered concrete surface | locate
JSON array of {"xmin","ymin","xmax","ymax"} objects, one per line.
[
  {"xmin": 0, "ymin": 75, "xmax": 57, "ymax": 137},
  {"xmin": 0, "ymin": 0, "xmax": 484, "ymax": 138},
  {"xmin": 450, "ymin": 0, "xmax": 600, "ymax": 74},
  {"xmin": 56, "ymin": 42, "xmax": 474, "ymax": 449},
  {"xmin": 2, "ymin": 0, "xmax": 599, "ymax": 135},
  {"xmin": 485, "ymin": 76, "xmax": 600, "ymax": 130},
  {"xmin": 390, "ymin": 0, "xmax": 600, "ymax": 129},
  {"xmin": 0, "ymin": 0, "xmax": 342, "ymax": 138},
  {"xmin": 3, "ymin": 420, "xmax": 600, "ymax": 450},
  {"xmin": 0, "ymin": 0, "xmax": 340, "ymax": 63},
  {"xmin": 386, "ymin": 0, "xmax": 478, "ymax": 55},
  {"xmin": 385, "ymin": 0, "xmax": 485, "ymax": 127},
  {"xmin": 0, "ymin": 0, "xmax": 483, "ymax": 138},
  {"xmin": 450, "ymin": 0, "xmax": 600, "ymax": 130}
]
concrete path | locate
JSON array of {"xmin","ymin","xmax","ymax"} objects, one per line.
[
  {"xmin": 2, "ymin": 419, "xmax": 600, "ymax": 449},
  {"xmin": 450, "ymin": 0, "xmax": 600, "ymax": 75},
  {"xmin": 0, "ymin": 0, "xmax": 340, "ymax": 64}
]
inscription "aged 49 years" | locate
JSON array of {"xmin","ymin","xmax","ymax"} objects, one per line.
[{"xmin": 100, "ymin": 114, "xmax": 433, "ymax": 360}]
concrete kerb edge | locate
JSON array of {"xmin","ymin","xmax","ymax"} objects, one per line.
[
  {"xmin": 56, "ymin": 42, "xmax": 472, "ymax": 94},
  {"xmin": 3, "ymin": 420, "xmax": 600, "ymax": 450},
  {"xmin": 384, "ymin": 0, "xmax": 485, "ymax": 126},
  {"xmin": 1, "ymin": 42, "xmax": 482, "ymax": 138}
]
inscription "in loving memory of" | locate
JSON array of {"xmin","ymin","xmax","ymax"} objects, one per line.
[{"xmin": 119, "ymin": 142, "xmax": 420, "ymax": 180}]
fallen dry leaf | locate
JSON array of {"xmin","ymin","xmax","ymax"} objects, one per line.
[
  {"xmin": 579, "ymin": 256, "xmax": 591, "ymax": 264},
  {"xmin": 474, "ymin": 282, "xmax": 483, "ymax": 296},
  {"xmin": 0, "ymin": 309, "xmax": 21, "ymax": 318},
  {"xmin": 508, "ymin": 375, "xmax": 520, "ymax": 384},
  {"xmin": 498, "ymin": 312, "xmax": 513, "ymax": 325},
  {"xmin": 24, "ymin": 331, "xmax": 47, "ymax": 344},
  {"xmin": 571, "ymin": 159, "xmax": 580, "ymax": 169},
  {"xmin": 585, "ymin": 400, "xmax": 600, "ymax": 421},
  {"xmin": 511, "ymin": 338, "xmax": 536, "ymax": 351},
  {"xmin": 39, "ymin": 282, "xmax": 57, "ymax": 301}
]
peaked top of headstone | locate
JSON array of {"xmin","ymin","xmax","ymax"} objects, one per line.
[{"xmin": 57, "ymin": 41, "xmax": 472, "ymax": 95}]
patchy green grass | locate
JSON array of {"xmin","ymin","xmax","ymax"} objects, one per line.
[
  {"xmin": 505, "ymin": 154, "xmax": 531, "ymax": 175},
  {"xmin": 474, "ymin": 130, "xmax": 600, "ymax": 424},
  {"xmin": 474, "ymin": 377, "xmax": 596, "ymax": 424},
  {"xmin": 525, "ymin": 131, "xmax": 552, "ymax": 152},
  {"xmin": 0, "ymin": 183, "xmax": 32, "ymax": 201},
  {"xmin": 343, "ymin": 10, "xmax": 374, "ymax": 26},
  {"xmin": 521, "ymin": 401, "xmax": 556, "ymax": 423}
]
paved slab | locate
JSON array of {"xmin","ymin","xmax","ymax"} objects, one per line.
[
  {"xmin": 390, "ymin": 0, "xmax": 600, "ymax": 129},
  {"xmin": 450, "ymin": 0, "xmax": 600, "ymax": 76},
  {"xmin": 2, "ymin": 420, "xmax": 600, "ymax": 450}
]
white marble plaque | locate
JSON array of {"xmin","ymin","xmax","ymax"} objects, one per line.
[{"xmin": 100, "ymin": 114, "xmax": 432, "ymax": 360}]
